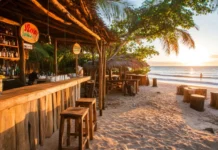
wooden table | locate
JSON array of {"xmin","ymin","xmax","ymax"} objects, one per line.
[
  {"xmin": 106, "ymin": 79, "xmax": 139, "ymax": 94},
  {"xmin": 126, "ymin": 74, "xmax": 147, "ymax": 85}
]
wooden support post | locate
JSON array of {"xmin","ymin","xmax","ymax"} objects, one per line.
[
  {"xmin": 54, "ymin": 39, "xmax": 58, "ymax": 75},
  {"xmin": 152, "ymin": 78, "xmax": 157, "ymax": 87},
  {"xmin": 75, "ymin": 55, "xmax": 78, "ymax": 76},
  {"xmin": 96, "ymin": 39, "xmax": 103, "ymax": 116},
  {"xmin": 102, "ymin": 44, "xmax": 106, "ymax": 110},
  {"xmin": 18, "ymin": 16, "xmax": 26, "ymax": 85},
  {"xmin": 146, "ymin": 76, "xmax": 150, "ymax": 86}
]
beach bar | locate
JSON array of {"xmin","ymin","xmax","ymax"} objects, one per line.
[
  {"xmin": 0, "ymin": 0, "xmax": 115, "ymax": 149},
  {"xmin": 0, "ymin": 76, "xmax": 90, "ymax": 149}
]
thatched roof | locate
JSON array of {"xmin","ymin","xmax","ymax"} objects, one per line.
[
  {"xmin": 0, "ymin": 0, "xmax": 115, "ymax": 44},
  {"xmin": 107, "ymin": 54, "xmax": 149, "ymax": 69},
  {"xmin": 83, "ymin": 54, "xmax": 149, "ymax": 70}
]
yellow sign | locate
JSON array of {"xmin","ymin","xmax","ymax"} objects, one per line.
[
  {"xmin": 20, "ymin": 22, "xmax": 39, "ymax": 43},
  {"xmin": 72, "ymin": 43, "xmax": 81, "ymax": 54}
]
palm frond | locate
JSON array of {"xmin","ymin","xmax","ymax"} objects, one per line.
[{"xmin": 176, "ymin": 29, "xmax": 195, "ymax": 49}]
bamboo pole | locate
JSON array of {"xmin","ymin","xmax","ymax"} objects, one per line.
[
  {"xmin": 30, "ymin": 0, "xmax": 72, "ymax": 25},
  {"xmin": 0, "ymin": 16, "xmax": 20, "ymax": 26},
  {"xmin": 54, "ymin": 39, "xmax": 58, "ymax": 75},
  {"xmin": 75, "ymin": 55, "xmax": 78, "ymax": 76},
  {"xmin": 18, "ymin": 16, "xmax": 26, "ymax": 85},
  {"xmin": 51, "ymin": 0, "xmax": 101, "ymax": 40},
  {"xmin": 102, "ymin": 44, "xmax": 106, "ymax": 110},
  {"xmin": 96, "ymin": 40, "xmax": 103, "ymax": 116}
]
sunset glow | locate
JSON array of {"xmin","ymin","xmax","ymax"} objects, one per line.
[{"xmin": 170, "ymin": 48, "xmax": 210, "ymax": 66}]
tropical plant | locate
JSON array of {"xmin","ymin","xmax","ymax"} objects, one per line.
[{"xmin": 96, "ymin": 0, "xmax": 131, "ymax": 24}]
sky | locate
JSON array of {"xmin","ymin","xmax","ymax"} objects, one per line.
[{"xmin": 125, "ymin": 0, "xmax": 218, "ymax": 66}]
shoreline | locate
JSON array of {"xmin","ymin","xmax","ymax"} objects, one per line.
[{"xmin": 148, "ymin": 77, "xmax": 218, "ymax": 88}]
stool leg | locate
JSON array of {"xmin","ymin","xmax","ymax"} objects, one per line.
[
  {"xmin": 85, "ymin": 114, "xmax": 90, "ymax": 149},
  {"xmin": 59, "ymin": 116, "xmax": 65, "ymax": 150},
  {"xmin": 75, "ymin": 119, "xmax": 78, "ymax": 138},
  {"xmin": 79, "ymin": 118, "xmax": 83, "ymax": 150},
  {"xmin": 67, "ymin": 119, "xmax": 71, "ymax": 146},
  {"xmin": 93, "ymin": 102, "xmax": 97, "ymax": 131},
  {"xmin": 89, "ymin": 105, "xmax": 94, "ymax": 140}
]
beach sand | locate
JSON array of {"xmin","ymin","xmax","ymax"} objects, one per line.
[{"xmin": 40, "ymin": 81, "xmax": 218, "ymax": 150}]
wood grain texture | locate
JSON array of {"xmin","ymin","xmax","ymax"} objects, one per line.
[
  {"xmin": 39, "ymin": 97, "xmax": 46, "ymax": 145},
  {"xmin": 14, "ymin": 103, "xmax": 30, "ymax": 150},
  {"xmin": 29, "ymin": 99, "xmax": 39, "ymax": 150},
  {"xmin": 0, "ymin": 108, "xmax": 16, "ymax": 150},
  {"xmin": 45, "ymin": 94, "xmax": 53, "ymax": 138},
  {"xmin": 0, "ymin": 77, "xmax": 90, "ymax": 111}
]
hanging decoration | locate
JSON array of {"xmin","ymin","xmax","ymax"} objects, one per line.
[
  {"xmin": 72, "ymin": 43, "xmax": 81, "ymax": 54},
  {"xmin": 20, "ymin": 22, "xmax": 39, "ymax": 43}
]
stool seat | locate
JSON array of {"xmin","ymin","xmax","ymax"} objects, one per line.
[
  {"xmin": 59, "ymin": 107, "xmax": 89, "ymax": 150},
  {"xmin": 76, "ymin": 98, "xmax": 97, "ymax": 140},
  {"xmin": 61, "ymin": 107, "xmax": 89, "ymax": 118}
]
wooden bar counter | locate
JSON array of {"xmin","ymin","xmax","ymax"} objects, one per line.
[{"xmin": 0, "ymin": 76, "xmax": 90, "ymax": 150}]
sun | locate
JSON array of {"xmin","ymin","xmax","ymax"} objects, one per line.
[{"xmin": 170, "ymin": 47, "xmax": 210, "ymax": 66}]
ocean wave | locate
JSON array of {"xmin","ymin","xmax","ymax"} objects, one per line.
[
  {"xmin": 152, "ymin": 77, "xmax": 218, "ymax": 86},
  {"xmin": 148, "ymin": 73, "xmax": 218, "ymax": 79}
]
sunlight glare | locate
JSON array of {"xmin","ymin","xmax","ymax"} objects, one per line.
[{"xmin": 170, "ymin": 47, "xmax": 210, "ymax": 66}]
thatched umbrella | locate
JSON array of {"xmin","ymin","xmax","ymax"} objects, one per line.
[
  {"xmin": 107, "ymin": 54, "xmax": 149, "ymax": 69},
  {"xmin": 83, "ymin": 54, "xmax": 149, "ymax": 70}
]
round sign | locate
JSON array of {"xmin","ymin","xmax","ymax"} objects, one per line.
[
  {"xmin": 72, "ymin": 43, "xmax": 81, "ymax": 54},
  {"xmin": 20, "ymin": 22, "xmax": 39, "ymax": 44}
]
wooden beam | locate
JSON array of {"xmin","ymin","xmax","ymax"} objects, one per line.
[
  {"xmin": 0, "ymin": 16, "xmax": 20, "ymax": 26},
  {"xmin": 0, "ymin": 8, "xmax": 94, "ymax": 41},
  {"xmin": 30, "ymin": 0, "xmax": 72, "ymax": 25},
  {"xmin": 51, "ymin": 0, "xmax": 101, "ymax": 40},
  {"xmin": 56, "ymin": 38, "xmax": 95, "ymax": 44}
]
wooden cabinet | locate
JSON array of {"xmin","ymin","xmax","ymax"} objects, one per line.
[{"xmin": 0, "ymin": 24, "xmax": 20, "ymax": 61}]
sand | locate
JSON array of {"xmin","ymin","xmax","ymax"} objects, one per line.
[{"xmin": 39, "ymin": 81, "xmax": 218, "ymax": 150}]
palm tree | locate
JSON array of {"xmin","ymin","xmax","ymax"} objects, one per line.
[
  {"xmin": 96, "ymin": 0, "xmax": 131, "ymax": 24},
  {"xmin": 161, "ymin": 28, "xmax": 195, "ymax": 55}
]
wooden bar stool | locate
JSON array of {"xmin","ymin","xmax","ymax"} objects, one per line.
[
  {"xmin": 76, "ymin": 98, "xmax": 97, "ymax": 140},
  {"xmin": 59, "ymin": 107, "xmax": 89, "ymax": 150}
]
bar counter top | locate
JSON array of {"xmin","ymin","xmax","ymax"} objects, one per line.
[{"xmin": 0, "ymin": 76, "xmax": 90, "ymax": 111}]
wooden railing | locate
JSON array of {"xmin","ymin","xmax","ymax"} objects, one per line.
[{"xmin": 0, "ymin": 76, "xmax": 90, "ymax": 150}]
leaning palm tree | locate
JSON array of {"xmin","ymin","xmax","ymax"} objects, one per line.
[{"xmin": 161, "ymin": 28, "xmax": 195, "ymax": 55}]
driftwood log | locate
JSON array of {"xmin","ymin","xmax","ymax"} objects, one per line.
[
  {"xmin": 190, "ymin": 94, "xmax": 205, "ymax": 111},
  {"xmin": 210, "ymin": 92, "xmax": 218, "ymax": 109},
  {"xmin": 183, "ymin": 87, "xmax": 195, "ymax": 102},
  {"xmin": 152, "ymin": 78, "xmax": 157, "ymax": 87},
  {"xmin": 176, "ymin": 85, "xmax": 188, "ymax": 95}
]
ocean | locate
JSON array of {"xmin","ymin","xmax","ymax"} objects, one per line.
[{"xmin": 148, "ymin": 66, "xmax": 218, "ymax": 88}]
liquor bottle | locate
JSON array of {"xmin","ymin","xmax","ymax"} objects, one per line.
[{"xmin": 0, "ymin": 35, "xmax": 3, "ymax": 43}]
